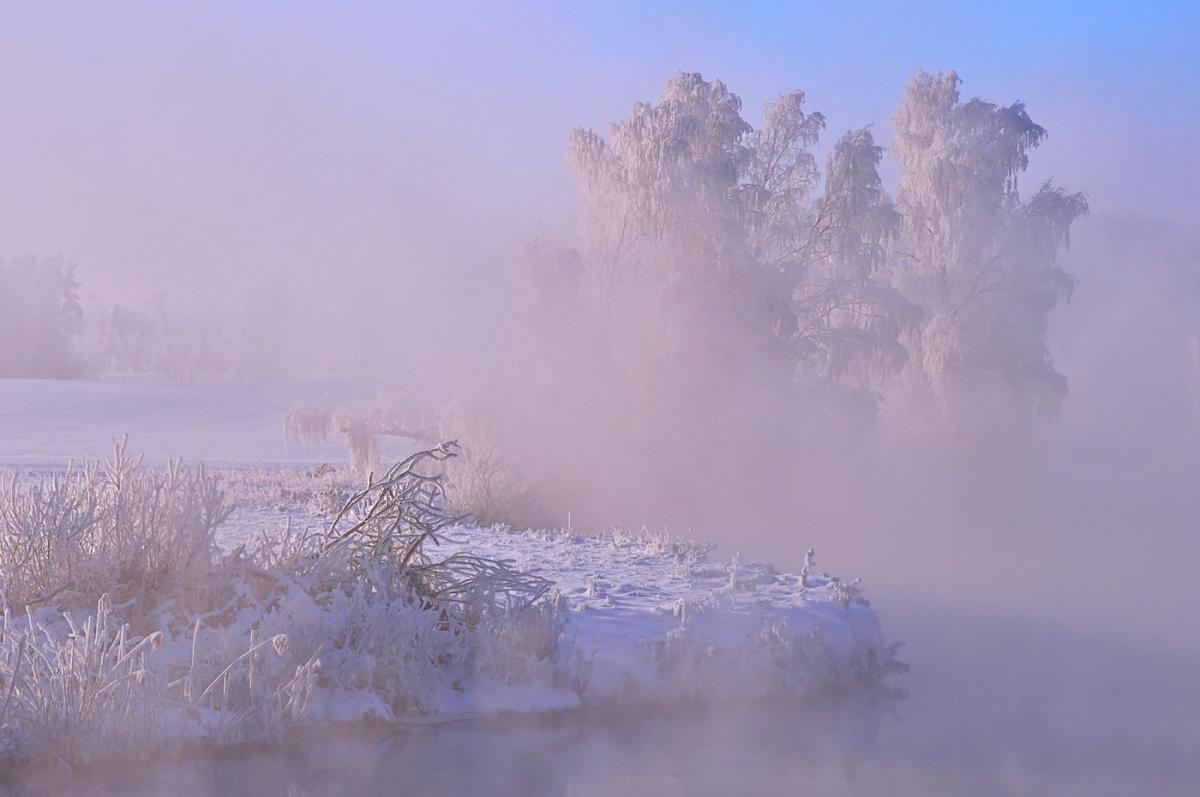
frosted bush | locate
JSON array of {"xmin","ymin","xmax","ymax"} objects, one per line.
[
  {"xmin": 316, "ymin": 442, "xmax": 551, "ymax": 613},
  {"xmin": 0, "ymin": 437, "xmax": 230, "ymax": 612}
]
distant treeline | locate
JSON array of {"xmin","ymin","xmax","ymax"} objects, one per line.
[
  {"xmin": 0, "ymin": 259, "xmax": 364, "ymax": 384},
  {"xmin": 0, "ymin": 255, "xmax": 84, "ymax": 378}
]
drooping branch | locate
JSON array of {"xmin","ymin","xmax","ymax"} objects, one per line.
[{"xmin": 318, "ymin": 442, "xmax": 552, "ymax": 615}]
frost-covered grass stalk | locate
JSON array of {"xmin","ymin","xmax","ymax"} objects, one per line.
[
  {"xmin": 171, "ymin": 620, "xmax": 319, "ymax": 745},
  {"xmin": 0, "ymin": 436, "xmax": 230, "ymax": 612},
  {"xmin": 0, "ymin": 595, "xmax": 161, "ymax": 763}
]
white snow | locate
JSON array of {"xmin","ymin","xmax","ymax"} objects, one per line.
[
  {"xmin": 209, "ymin": 500, "xmax": 899, "ymax": 719},
  {"xmin": 428, "ymin": 525, "xmax": 890, "ymax": 706}
]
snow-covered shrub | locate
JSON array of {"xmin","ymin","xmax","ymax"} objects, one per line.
[
  {"xmin": 0, "ymin": 437, "xmax": 231, "ymax": 612},
  {"xmin": 223, "ymin": 443, "xmax": 571, "ymax": 719},
  {"xmin": 255, "ymin": 443, "xmax": 574, "ymax": 716},
  {"xmin": 298, "ymin": 582, "xmax": 462, "ymax": 716},
  {"xmin": 316, "ymin": 442, "xmax": 550, "ymax": 613}
]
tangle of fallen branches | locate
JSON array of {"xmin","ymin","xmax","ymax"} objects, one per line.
[{"xmin": 318, "ymin": 441, "xmax": 551, "ymax": 614}]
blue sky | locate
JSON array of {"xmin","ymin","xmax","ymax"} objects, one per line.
[{"xmin": 0, "ymin": 1, "xmax": 1195, "ymax": 296}]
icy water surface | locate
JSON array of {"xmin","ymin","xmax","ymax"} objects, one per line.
[
  {"xmin": 0, "ymin": 700, "xmax": 906, "ymax": 797},
  {"xmin": 7, "ymin": 604, "xmax": 1197, "ymax": 797}
]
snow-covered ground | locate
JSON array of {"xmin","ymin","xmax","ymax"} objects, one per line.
[
  {"xmin": 227, "ymin": 514, "xmax": 898, "ymax": 720},
  {"xmin": 426, "ymin": 525, "xmax": 892, "ymax": 710}
]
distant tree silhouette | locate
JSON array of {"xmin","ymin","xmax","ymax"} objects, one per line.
[{"xmin": 0, "ymin": 254, "xmax": 84, "ymax": 378}]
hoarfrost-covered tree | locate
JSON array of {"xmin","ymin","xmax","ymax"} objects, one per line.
[
  {"xmin": 785, "ymin": 127, "xmax": 919, "ymax": 393},
  {"xmin": 453, "ymin": 72, "xmax": 924, "ymax": 527},
  {"xmin": 566, "ymin": 72, "xmax": 755, "ymax": 376},
  {"xmin": 743, "ymin": 90, "xmax": 826, "ymax": 267},
  {"xmin": 891, "ymin": 71, "xmax": 1088, "ymax": 423},
  {"xmin": 565, "ymin": 72, "xmax": 914, "ymax": 404},
  {"xmin": 434, "ymin": 69, "xmax": 1094, "ymax": 527}
]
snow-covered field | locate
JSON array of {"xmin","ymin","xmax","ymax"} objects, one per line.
[{"xmin": 0, "ymin": 378, "xmax": 408, "ymax": 468}]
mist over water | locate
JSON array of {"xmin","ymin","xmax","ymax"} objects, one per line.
[{"xmin": 1, "ymin": 3, "xmax": 1197, "ymax": 794}]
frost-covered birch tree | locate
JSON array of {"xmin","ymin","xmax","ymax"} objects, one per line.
[
  {"xmin": 566, "ymin": 72, "xmax": 755, "ymax": 378},
  {"xmin": 564, "ymin": 72, "xmax": 914, "ymax": 406},
  {"xmin": 784, "ymin": 127, "xmax": 919, "ymax": 393},
  {"xmin": 891, "ymin": 71, "xmax": 1088, "ymax": 423}
]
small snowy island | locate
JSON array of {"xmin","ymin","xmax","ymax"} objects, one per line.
[
  {"xmin": 0, "ymin": 441, "xmax": 903, "ymax": 768},
  {"xmin": 399, "ymin": 525, "xmax": 904, "ymax": 716}
]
